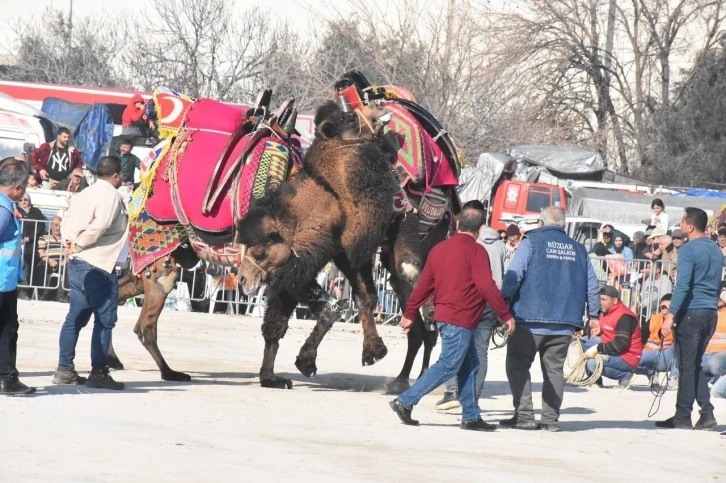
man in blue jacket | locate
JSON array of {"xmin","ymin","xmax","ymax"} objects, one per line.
[
  {"xmin": 500, "ymin": 206, "xmax": 600, "ymax": 431},
  {"xmin": 0, "ymin": 158, "xmax": 35, "ymax": 396}
]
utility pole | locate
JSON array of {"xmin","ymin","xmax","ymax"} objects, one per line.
[
  {"xmin": 604, "ymin": 0, "xmax": 616, "ymax": 72},
  {"xmin": 67, "ymin": 0, "xmax": 74, "ymax": 50}
]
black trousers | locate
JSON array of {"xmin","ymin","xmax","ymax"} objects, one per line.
[
  {"xmin": 674, "ymin": 309, "xmax": 717, "ymax": 419},
  {"xmin": 0, "ymin": 290, "xmax": 19, "ymax": 381}
]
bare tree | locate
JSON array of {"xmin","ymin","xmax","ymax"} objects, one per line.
[
  {"xmin": 124, "ymin": 0, "xmax": 291, "ymax": 103},
  {"xmin": 1, "ymin": 7, "xmax": 127, "ymax": 87}
]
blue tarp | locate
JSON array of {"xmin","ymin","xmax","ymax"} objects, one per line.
[
  {"xmin": 41, "ymin": 98, "xmax": 113, "ymax": 171},
  {"xmin": 76, "ymin": 104, "xmax": 113, "ymax": 171},
  {"xmin": 671, "ymin": 188, "xmax": 726, "ymax": 199}
]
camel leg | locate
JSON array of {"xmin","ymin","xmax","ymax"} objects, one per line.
[
  {"xmin": 418, "ymin": 298, "xmax": 438, "ymax": 378},
  {"xmin": 337, "ymin": 257, "xmax": 387, "ymax": 366},
  {"xmin": 106, "ymin": 270, "xmax": 145, "ymax": 370},
  {"xmin": 260, "ymin": 289, "xmax": 297, "ymax": 389},
  {"xmin": 133, "ymin": 260, "xmax": 191, "ymax": 381},
  {"xmin": 294, "ymin": 282, "xmax": 346, "ymax": 377}
]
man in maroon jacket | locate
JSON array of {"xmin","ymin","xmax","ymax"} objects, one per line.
[
  {"xmin": 31, "ymin": 128, "xmax": 84, "ymax": 188},
  {"xmin": 390, "ymin": 207, "xmax": 515, "ymax": 431}
]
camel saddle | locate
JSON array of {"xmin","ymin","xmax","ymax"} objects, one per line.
[{"xmin": 146, "ymin": 94, "xmax": 302, "ymax": 245}]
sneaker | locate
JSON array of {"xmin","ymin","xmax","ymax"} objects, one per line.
[
  {"xmin": 461, "ymin": 417, "xmax": 497, "ymax": 432},
  {"xmin": 389, "ymin": 398, "xmax": 419, "ymax": 426},
  {"xmin": 537, "ymin": 422, "xmax": 560, "ymax": 432},
  {"xmin": 85, "ymin": 367, "xmax": 124, "ymax": 390},
  {"xmin": 52, "ymin": 367, "xmax": 87, "ymax": 385},
  {"xmin": 499, "ymin": 416, "xmax": 536, "ymax": 429},
  {"xmin": 655, "ymin": 416, "xmax": 693, "ymax": 429},
  {"xmin": 618, "ymin": 373, "xmax": 634, "ymax": 389},
  {"xmin": 0, "ymin": 377, "xmax": 35, "ymax": 396},
  {"xmin": 435, "ymin": 391, "xmax": 461, "ymax": 410},
  {"xmin": 694, "ymin": 412, "xmax": 718, "ymax": 430},
  {"xmin": 667, "ymin": 377, "xmax": 678, "ymax": 390}
]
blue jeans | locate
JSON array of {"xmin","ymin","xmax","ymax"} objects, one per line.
[
  {"xmin": 444, "ymin": 309, "xmax": 497, "ymax": 400},
  {"xmin": 583, "ymin": 337, "xmax": 635, "ymax": 383},
  {"xmin": 674, "ymin": 309, "xmax": 717, "ymax": 419},
  {"xmin": 703, "ymin": 351, "xmax": 726, "ymax": 398},
  {"xmin": 58, "ymin": 258, "xmax": 119, "ymax": 370},
  {"xmin": 398, "ymin": 322, "xmax": 480, "ymax": 422},
  {"xmin": 635, "ymin": 346, "xmax": 675, "ymax": 375}
]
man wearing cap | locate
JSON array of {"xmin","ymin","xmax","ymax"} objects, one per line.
[
  {"xmin": 671, "ymin": 228, "xmax": 685, "ymax": 251},
  {"xmin": 504, "ymin": 224, "xmax": 521, "ymax": 269},
  {"xmin": 646, "ymin": 227, "xmax": 667, "ymax": 260},
  {"xmin": 583, "ymin": 286, "xmax": 642, "ymax": 388},
  {"xmin": 500, "ymin": 206, "xmax": 601, "ymax": 432},
  {"xmin": 657, "ymin": 207, "xmax": 722, "ymax": 430}
]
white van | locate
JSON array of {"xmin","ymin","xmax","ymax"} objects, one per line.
[{"xmin": 0, "ymin": 93, "xmax": 55, "ymax": 160}]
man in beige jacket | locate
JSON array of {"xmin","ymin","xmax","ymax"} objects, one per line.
[{"xmin": 53, "ymin": 156, "xmax": 128, "ymax": 390}]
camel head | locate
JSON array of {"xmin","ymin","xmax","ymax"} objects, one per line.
[{"xmin": 314, "ymin": 100, "xmax": 391, "ymax": 142}]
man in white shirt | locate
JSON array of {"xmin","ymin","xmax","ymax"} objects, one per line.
[{"xmin": 53, "ymin": 156, "xmax": 129, "ymax": 390}]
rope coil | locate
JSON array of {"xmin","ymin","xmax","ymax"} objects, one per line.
[{"xmin": 564, "ymin": 338, "xmax": 606, "ymax": 387}]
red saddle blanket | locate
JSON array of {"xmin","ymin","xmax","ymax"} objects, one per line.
[{"xmin": 146, "ymin": 98, "xmax": 301, "ymax": 234}]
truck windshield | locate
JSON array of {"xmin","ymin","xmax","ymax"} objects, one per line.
[{"xmin": 526, "ymin": 187, "xmax": 552, "ymax": 212}]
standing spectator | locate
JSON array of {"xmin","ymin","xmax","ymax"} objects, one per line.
[
  {"xmin": 118, "ymin": 139, "xmax": 141, "ymax": 187},
  {"xmin": 56, "ymin": 168, "xmax": 88, "ymax": 193},
  {"xmin": 642, "ymin": 199, "xmax": 669, "ymax": 231},
  {"xmin": 389, "ymin": 207, "xmax": 514, "ymax": 431},
  {"xmin": 0, "ymin": 158, "xmax": 34, "ymax": 395},
  {"xmin": 16, "ymin": 193, "xmax": 46, "ymax": 299},
  {"xmin": 717, "ymin": 228, "xmax": 726, "ymax": 266},
  {"xmin": 500, "ymin": 206, "xmax": 601, "ymax": 432},
  {"xmin": 30, "ymin": 128, "xmax": 84, "ymax": 189},
  {"xmin": 592, "ymin": 224, "xmax": 614, "ymax": 254},
  {"xmin": 582, "ymin": 286, "xmax": 642, "ymax": 388},
  {"xmin": 505, "ymin": 224, "xmax": 521, "ymax": 269},
  {"xmin": 53, "ymin": 156, "xmax": 129, "ymax": 390},
  {"xmin": 657, "ymin": 207, "xmax": 722, "ymax": 430},
  {"xmin": 609, "ymin": 232, "xmax": 633, "ymax": 260},
  {"xmin": 437, "ymin": 204, "xmax": 509, "ymax": 410},
  {"xmin": 632, "ymin": 231, "xmax": 650, "ymax": 260}
]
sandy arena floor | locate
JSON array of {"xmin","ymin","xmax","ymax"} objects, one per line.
[{"xmin": 1, "ymin": 301, "xmax": 724, "ymax": 482}]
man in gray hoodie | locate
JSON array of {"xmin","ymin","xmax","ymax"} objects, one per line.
[{"xmin": 436, "ymin": 200, "xmax": 508, "ymax": 410}]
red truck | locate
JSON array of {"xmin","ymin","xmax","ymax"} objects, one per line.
[{"xmin": 489, "ymin": 179, "xmax": 567, "ymax": 231}]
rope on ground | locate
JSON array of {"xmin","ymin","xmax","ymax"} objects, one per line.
[
  {"xmin": 491, "ymin": 324, "xmax": 509, "ymax": 349},
  {"xmin": 648, "ymin": 344, "xmax": 673, "ymax": 417},
  {"xmin": 564, "ymin": 339, "xmax": 605, "ymax": 387}
]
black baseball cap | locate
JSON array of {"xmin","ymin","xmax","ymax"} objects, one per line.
[{"xmin": 601, "ymin": 285, "xmax": 620, "ymax": 298}]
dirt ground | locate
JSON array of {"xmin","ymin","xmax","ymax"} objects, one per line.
[{"xmin": 2, "ymin": 301, "xmax": 724, "ymax": 482}]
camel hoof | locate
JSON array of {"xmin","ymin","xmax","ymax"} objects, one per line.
[
  {"xmin": 260, "ymin": 377, "xmax": 293, "ymax": 389},
  {"xmin": 384, "ymin": 378, "xmax": 411, "ymax": 395},
  {"xmin": 161, "ymin": 370, "xmax": 192, "ymax": 382},
  {"xmin": 107, "ymin": 358, "xmax": 125, "ymax": 371},
  {"xmin": 294, "ymin": 355, "xmax": 318, "ymax": 378},
  {"xmin": 362, "ymin": 337, "xmax": 388, "ymax": 366}
]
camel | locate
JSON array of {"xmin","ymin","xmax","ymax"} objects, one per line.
[{"xmin": 235, "ymin": 98, "xmax": 456, "ymax": 390}]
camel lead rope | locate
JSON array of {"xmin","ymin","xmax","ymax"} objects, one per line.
[{"xmin": 564, "ymin": 338, "xmax": 605, "ymax": 387}]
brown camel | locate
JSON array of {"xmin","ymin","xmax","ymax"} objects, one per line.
[{"xmin": 235, "ymin": 100, "xmax": 398, "ymax": 387}]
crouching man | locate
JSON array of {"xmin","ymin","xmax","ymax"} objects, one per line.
[{"xmin": 583, "ymin": 286, "xmax": 642, "ymax": 388}]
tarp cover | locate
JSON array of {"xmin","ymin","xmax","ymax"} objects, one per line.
[
  {"xmin": 41, "ymin": 98, "xmax": 113, "ymax": 171},
  {"xmin": 508, "ymin": 145, "xmax": 604, "ymax": 175},
  {"xmin": 41, "ymin": 97, "xmax": 91, "ymax": 133},
  {"xmin": 672, "ymin": 188, "xmax": 726, "ymax": 199},
  {"xmin": 569, "ymin": 188, "xmax": 726, "ymax": 228},
  {"xmin": 456, "ymin": 152, "xmax": 512, "ymax": 204},
  {"xmin": 75, "ymin": 104, "xmax": 113, "ymax": 171}
]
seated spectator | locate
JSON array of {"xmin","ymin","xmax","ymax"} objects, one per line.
[
  {"xmin": 55, "ymin": 168, "xmax": 88, "ymax": 193},
  {"xmin": 671, "ymin": 228, "xmax": 685, "ymax": 251},
  {"xmin": 589, "ymin": 244, "xmax": 610, "ymax": 284},
  {"xmin": 609, "ymin": 232, "xmax": 633, "ymax": 260},
  {"xmin": 33, "ymin": 215, "xmax": 65, "ymax": 292},
  {"xmin": 583, "ymin": 285, "xmax": 642, "ymax": 388},
  {"xmin": 635, "ymin": 295, "xmax": 676, "ymax": 381},
  {"xmin": 122, "ymin": 94, "xmax": 155, "ymax": 136},
  {"xmin": 30, "ymin": 128, "xmax": 84, "ymax": 189},
  {"xmin": 703, "ymin": 288, "xmax": 726, "ymax": 398},
  {"xmin": 118, "ymin": 139, "xmax": 141, "ymax": 187},
  {"xmin": 26, "ymin": 175, "xmax": 40, "ymax": 191},
  {"xmin": 656, "ymin": 235, "xmax": 677, "ymax": 265},
  {"xmin": 636, "ymin": 262, "xmax": 673, "ymax": 324},
  {"xmin": 632, "ymin": 230, "xmax": 650, "ymax": 260}
]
